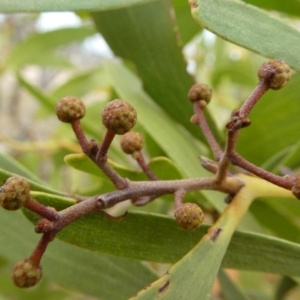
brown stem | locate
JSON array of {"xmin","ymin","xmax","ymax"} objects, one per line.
[
  {"xmin": 230, "ymin": 152, "xmax": 294, "ymax": 190},
  {"xmin": 194, "ymin": 102, "xmax": 223, "ymax": 160},
  {"xmin": 134, "ymin": 152, "xmax": 158, "ymax": 181},
  {"xmin": 239, "ymin": 81, "xmax": 270, "ymax": 119},
  {"xmin": 71, "ymin": 120, "xmax": 90, "ymax": 154},
  {"xmin": 214, "ymin": 128, "xmax": 239, "ymax": 184},
  {"xmin": 96, "ymin": 130, "xmax": 115, "ymax": 162},
  {"xmin": 25, "ymin": 198, "xmax": 58, "ymax": 221},
  {"xmin": 174, "ymin": 189, "xmax": 186, "ymax": 208},
  {"xmin": 28, "ymin": 233, "xmax": 55, "ymax": 266},
  {"xmin": 37, "ymin": 176, "xmax": 243, "ymax": 235}
]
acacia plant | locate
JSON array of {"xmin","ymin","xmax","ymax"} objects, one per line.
[{"xmin": 1, "ymin": 0, "xmax": 300, "ymax": 299}]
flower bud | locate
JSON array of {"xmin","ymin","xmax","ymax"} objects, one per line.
[
  {"xmin": 188, "ymin": 84, "xmax": 212, "ymax": 107},
  {"xmin": 175, "ymin": 202, "xmax": 204, "ymax": 230},
  {"xmin": 101, "ymin": 99, "xmax": 137, "ymax": 135},
  {"xmin": 0, "ymin": 177, "xmax": 30, "ymax": 210},
  {"xmin": 258, "ymin": 59, "xmax": 291, "ymax": 90},
  {"xmin": 55, "ymin": 96, "xmax": 86, "ymax": 123},
  {"xmin": 12, "ymin": 259, "xmax": 42, "ymax": 288},
  {"xmin": 120, "ymin": 131, "xmax": 144, "ymax": 154}
]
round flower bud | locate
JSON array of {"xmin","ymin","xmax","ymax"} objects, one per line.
[
  {"xmin": 12, "ymin": 259, "xmax": 42, "ymax": 288},
  {"xmin": 0, "ymin": 177, "xmax": 30, "ymax": 210},
  {"xmin": 175, "ymin": 202, "xmax": 204, "ymax": 230},
  {"xmin": 188, "ymin": 83, "xmax": 212, "ymax": 106},
  {"xmin": 120, "ymin": 131, "xmax": 144, "ymax": 155},
  {"xmin": 258, "ymin": 59, "xmax": 291, "ymax": 90},
  {"xmin": 55, "ymin": 96, "xmax": 86, "ymax": 123},
  {"xmin": 101, "ymin": 99, "xmax": 137, "ymax": 135}
]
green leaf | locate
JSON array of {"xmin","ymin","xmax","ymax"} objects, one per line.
[
  {"xmin": 237, "ymin": 74, "xmax": 300, "ymax": 166},
  {"xmin": 218, "ymin": 269, "xmax": 250, "ymax": 300},
  {"xmin": 0, "ymin": 0, "xmax": 156, "ymax": 12},
  {"xmin": 0, "ymin": 152, "xmax": 42, "ymax": 183},
  {"xmin": 0, "ymin": 167, "xmax": 75, "ymax": 199},
  {"xmin": 244, "ymin": 0, "xmax": 300, "ymax": 18},
  {"xmin": 0, "ymin": 209, "xmax": 157, "ymax": 300},
  {"xmin": 17, "ymin": 73, "xmax": 56, "ymax": 113},
  {"xmin": 132, "ymin": 225, "xmax": 233, "ymax": 300},
  {"xmin": 250, "ymin": 200, "xmax": 300, "ymax": 243},
  {"xmin": 22, "ymin": 195, "xmax": 300, "ymax": 276},
  {"xmin": 91, "ymin": 0, "xmax": 221, "ymax": 144},
  {"xmin": 64, "ymin": 153, "xmax": 183, "ymax": 181},
  {"xmin": 191, "ymin": 0, "xmax": 300, "ymax": 71},
  {"xmin": 172, "ymin": 0, "xmax": 202, "ymax": 44},
  {"xmin": 104, "ymin": 61, "xmax": 209, "ymax": 179},
  {"xmin": 5, "ymin": 27, "xmax": 95, "ymax": 68},
  {"xmin": 274, "ymin": 276, "xmax": 298, "ymax": 300},
  {"xmin": 51, "ymin": 68, "xmax": 110, "ymax": 100},
  {"xmin": 64, "ymin": 153, "xmax": 145, "ymax": 181}
]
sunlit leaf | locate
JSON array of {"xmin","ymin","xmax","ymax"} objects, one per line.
[
  {"xmin": 0, "ymin": 0, "xmax": 156, "ymax": 12},
  {"xmin": 191, "ymin": 0, "xmax": 300, "ymax": 71},
  {"xmin": 92, "ymin": 0, "xmax": 221, "ymax": 144},
  {"xmin": 6, "ymin": 27, "xmax": 95, "ymax": 68}
]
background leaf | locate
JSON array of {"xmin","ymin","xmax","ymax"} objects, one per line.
[
  {"xmin": 91, "ymin": 0, "xmax": 221, "ymax": 145},
  {"xmin": 191, "ymin": 0, "xmax": 300, "ymax": 71},
  {"xmin": 0, "ymin": 0, "xmax": 156, "ymax": 12},
  {"xmin": 237, "ymin": 74, "xmax": 300, "ymax": 166}
]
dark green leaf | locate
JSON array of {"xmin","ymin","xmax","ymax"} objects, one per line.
[
  {"xmin": 218, "ymin": 269, "xmax": 250, "ymax": 300},
  {"xmin": 274, "ymin": 276, "xmax": 298, "ymax": 300},
  {"xmin": 244, "ymin": 0, "xmax": 300, "ymax": 18},
  {"xmin": 91, "ymin": 0, "xmax": 221, "ymax": 144},
  {"xmin": 237, "ymin": 74, "xmax": 300, "ymax": 166},
  {"xmin": 22, "ymin": 194, "xmax": 300, "ymax": 276}
]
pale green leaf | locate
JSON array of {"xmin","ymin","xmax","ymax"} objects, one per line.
[
  {"xmin": 6, "ymin": 27, "xmax": 95, "ymax": 68},
  {"xmin": 64, "ymin": 153, "xmax": 183, "ymax": 181},
  {"xmin": 0, "ymin": 0, "xmax": 155, "ymax": 12},
  {"xmin": 191, "ymin": 0, "xmax": 300, "ymax": 71},
  {"xmin": 132, "ymin": 227, "xmax": 233, "ymax": 300}
]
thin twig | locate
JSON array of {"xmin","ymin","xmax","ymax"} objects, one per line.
[
  {"xmin": 194, "ymin": 102, "xmax": 223, "ymax": 160},
  {"xmin": 230, "ymin": 152, "xmax": 294, "ymax": 190},
  {"xmin": 134, "ymin": 152, "xmax": 158, "ymax": 181}
]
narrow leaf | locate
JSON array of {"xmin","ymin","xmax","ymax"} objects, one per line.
[
  {"xmin": 22, "ymin": 195, "xmax": 300, "ymax": 276},
  {"xmin": 0, "ymin": 209, "xmax": 157, "ymax": 300},
  {"xmin": 218, "ymin": 269, "xmax": 250, "ymax": 300},
  {"xmin": 191, "ymin": 0, "xmax": 300, "ymax": 71},
  {"xmin": 244, "ymin": 0, "xmax": 300, "ymax": 18},
  {"xmin": 91, "ymin": 0, "xmax": 221, "ymax": 143},
  {"xmin": 6, "ymin": 27, "xmax": 95, "ymax": 68},
  {"xmin": 0, "ymin": 0, "xmax": 156, "ymax": 12}
]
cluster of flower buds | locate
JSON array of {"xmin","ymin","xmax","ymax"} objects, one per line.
[{"xmin": 0, "ymin": 58, "xmax": 294, "ymax": 289}]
